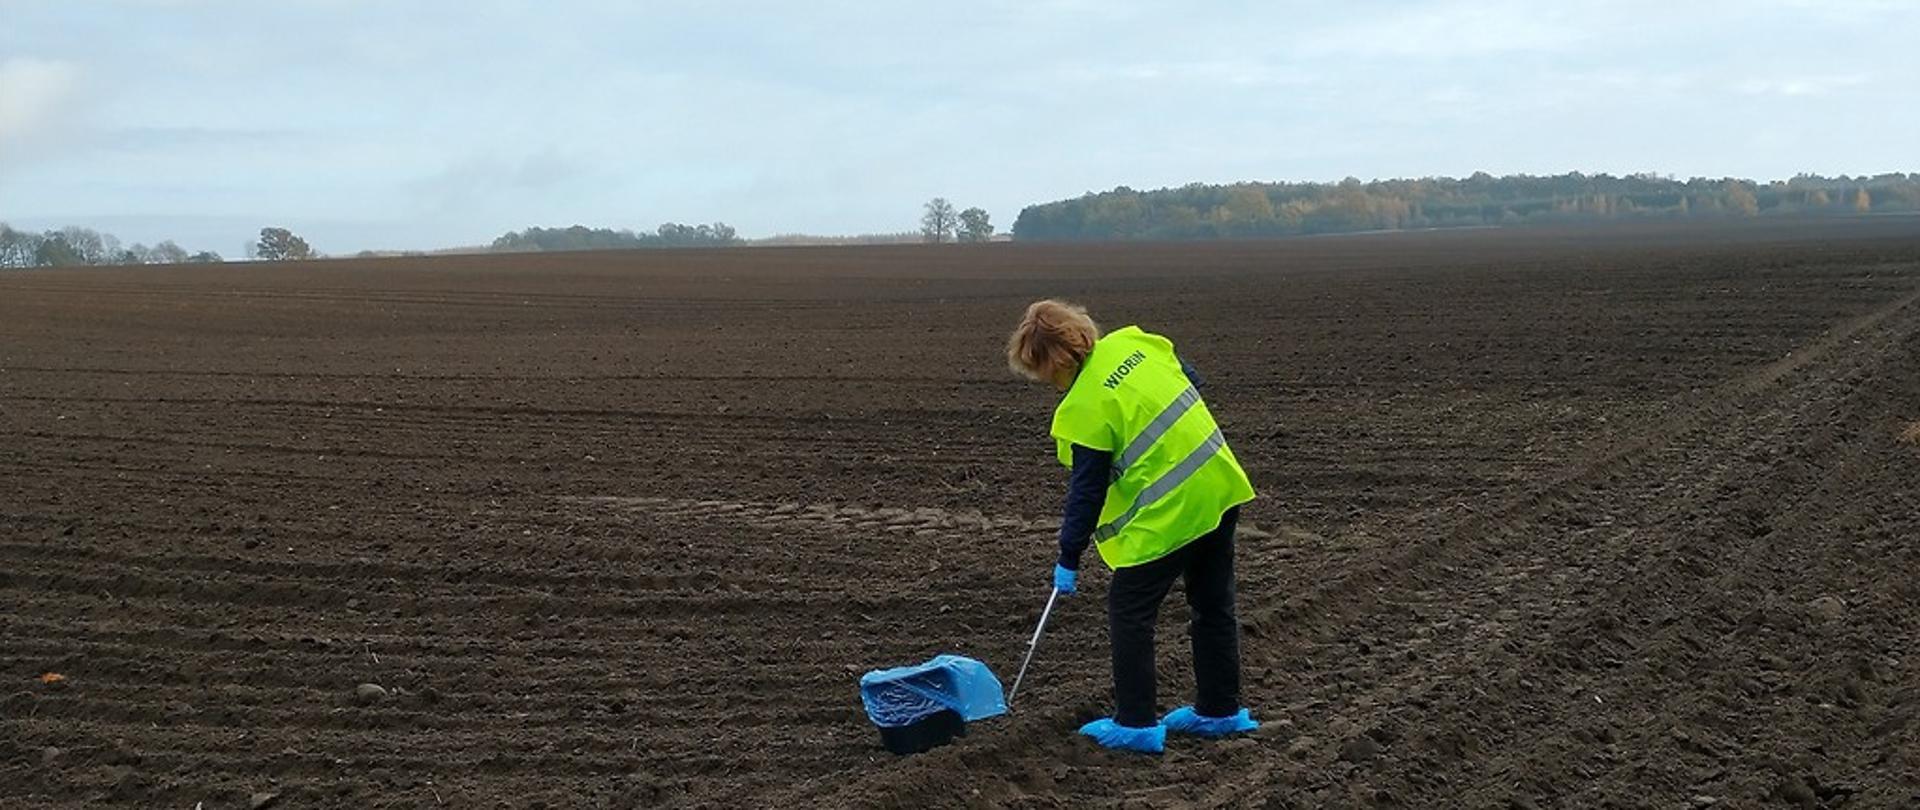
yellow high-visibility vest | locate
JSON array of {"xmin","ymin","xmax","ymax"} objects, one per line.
[{"xmin": 1050, "ymin": 326, "xmax": 1255, "ymax": 568}]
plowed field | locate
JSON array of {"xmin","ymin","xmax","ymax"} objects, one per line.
[{"xmin": 5, "ymin": 218, "xmax": 1920, "ymax": 808}]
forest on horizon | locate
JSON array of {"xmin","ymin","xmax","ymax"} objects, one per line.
[{"xmin": 1011, "ymin": 172, "xmax": 1920, "ymax": 241}]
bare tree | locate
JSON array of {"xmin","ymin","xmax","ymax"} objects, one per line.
[
  {"xmin": 151, "ymin": 240, "xmax": 190, "ymax": 264},
  {"xmin": 59, "ymin": 226, "xmax": 107, "ymax": 264},
  {"xmin": 0, "ymin": 224, "xmax": 41, "ymax": 268},
  {"xmin": 921, "ymin": 198, "xmax": 957, "ymax": 243}
]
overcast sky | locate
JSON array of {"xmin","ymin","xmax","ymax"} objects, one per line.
[{"xmin": 1, "ymin": 0, "xmax": 1915, "ymax": 254}]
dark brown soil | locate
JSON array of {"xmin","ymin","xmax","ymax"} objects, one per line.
[{"xmin": 4, "ymin": 217, "xmax": 1919, "ymax": 808}]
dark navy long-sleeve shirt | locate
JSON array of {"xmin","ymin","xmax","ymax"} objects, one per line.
[{"xmin": 1057, "ymin": 357, "xmax": 1204, "ymax": 570}]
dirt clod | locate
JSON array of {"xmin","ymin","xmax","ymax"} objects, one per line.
[
  {"xmin": 1808, "ymin": 596, "xmax": 1847, "ymax": 622},
  {"xmin": 353, "ymin": 683, "xmax": 388, "ymax": 705},
  {"xmin": 1774, "ymin": 776, "xmax": 1816, "ymax": 807},
  {"xmin": 250, "ymin": 791, "xmax": 281, "ymax": 809},
  {"xmin": 1285, "ymin": 736, "xmax": 1320, "ymax": 760},
  {"xmin": 1339, "ymin": 736, "xmax": 1382, "ymax": 763}
]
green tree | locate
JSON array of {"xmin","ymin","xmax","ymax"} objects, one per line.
[
  {"xmin": 654, "ymin": 222, "xmax": 739, "ymax": 246},
  {"xmin": 1724, "ymin": 186, "xmax": 1759, "ymax": 216},
  {"xmin": 1155, "ymin": 205, "xmax": 1202, "ymax": 237},
  {"xmin": 490, "ymin": 222, "xmax": 739, "ymax": 251},
  {"xmin": 33, "ymin": 234, "xmax": 85, "ymax": 266},
  {"xmin": 957, "ymin": 207, "xmax": 993, "ymax": 242},
  {"xmin": 1087, "ymin": 190, "xmax": 1149, "ymax": 237},
  {"xmin": 256, "ymin": 227, "xmax": 315, "ymax": 261},
  {"xmin": 1230, "ymin": 187, "xmax": 1273, "ymax": 220},
  {"xmin": 921, "ymin": 197, "xmax": 957, "ymax": 243}
]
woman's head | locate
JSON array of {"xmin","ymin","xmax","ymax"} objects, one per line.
[{"xmin": 1007, "ymin": 299, "xmax": 1100, "ymax": 389}]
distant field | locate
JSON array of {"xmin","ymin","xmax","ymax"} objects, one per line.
[{"xmin": 4, "ymin": 217, "xmax": 1919, "ymax": 808}]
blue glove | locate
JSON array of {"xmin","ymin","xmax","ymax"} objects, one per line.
[{"xmin": 1053, "ymin": 564, "xmax": 1077, "ymax": 595}]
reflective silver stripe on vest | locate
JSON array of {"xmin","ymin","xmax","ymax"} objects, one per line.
[
  {"xmin": 1094, "ymin": 428, "xmax": 1226, "ymax": 543},
  {"xmin": 1110, "ymin": 385, "xmax": 1201, "ymax": 481}
]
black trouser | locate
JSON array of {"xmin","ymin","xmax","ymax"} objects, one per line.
[{"xmin": 1107, "ymin": 507, "xmax": 1241, "ymax": 727}]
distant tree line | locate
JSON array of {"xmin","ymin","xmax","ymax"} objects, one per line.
[
  {"xmin": 490, "ymin": 222, "xmax": 739, "ymax": 252},
  {"xmin": 0, "ymin": 223, "xmax": 223, "ymax": 269},
  {"xmin": 920, "ymin": 198, "xmax": 994, "ymax": 243},
  {"xmin": 756, "ymin": 232, "xmax": 922, "ymax": 246},
  {"xmin": 1011, "ymin": 173, "xmax": 1920, "ymax": 241}
]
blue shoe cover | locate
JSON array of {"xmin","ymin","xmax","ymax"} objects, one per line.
[
  {"xmin": 1078, "ymin": 718, "xmax": 1166, "ymax": 753},
  {"xmin": 1162, "ymin": 706, "xmax": 1259, "ymax": 737}
]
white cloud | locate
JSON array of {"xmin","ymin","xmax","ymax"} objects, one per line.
[
  {"xmin": 408, "ymin": 150, "xmax": 589, "ymax": 215},
  {"xmin": 1298, "ymin": 1, "xmax": 1584, "ymax": 58},
  {"xmin": 1056, "ymin": 60, "xmax": 1317, "ymax": 88},
  {"xmin": 1758, "ymin": 0, "xmax": 1914, "ymax": 21},
  {"xmin": 1735, "ymin": 74, "xmax": 1871, "ymax": 97},
  {"xmin": 0, "ymin": 58, "xmax": 81, "ymax": 144}
]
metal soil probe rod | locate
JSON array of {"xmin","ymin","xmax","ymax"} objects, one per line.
[{"xmin": 1007, "ymin": 587, "xmax": 1060, "ymax": 706}]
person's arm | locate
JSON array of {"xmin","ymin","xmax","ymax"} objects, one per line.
[
  {"xmin": 1057, "ymin": 444, "xmax": 1111, "ymax": 571},
  {"xmin": 1180, "ymin": 355, "xmax": 1205, "ymax": 389}
]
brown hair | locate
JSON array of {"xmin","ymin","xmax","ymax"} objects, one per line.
[{"xmin": 1007, "ymin": 299, "xmax": 1100, "ymax": 383}]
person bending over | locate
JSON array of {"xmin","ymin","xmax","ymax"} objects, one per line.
[{"xmin": 1005, "ymin": 299, "xmax": 1260, "ymax": 754}]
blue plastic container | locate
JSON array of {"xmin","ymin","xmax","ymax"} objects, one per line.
[{"xmin": 858, "ymin": 654, "xmax": 1007, "ymax": 754}]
